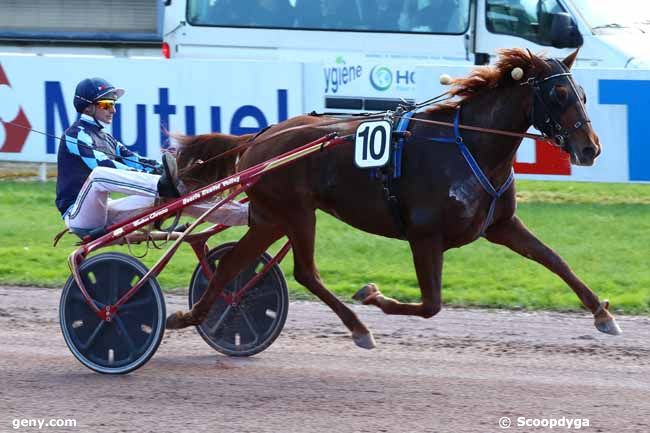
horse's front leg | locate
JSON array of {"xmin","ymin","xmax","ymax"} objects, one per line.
[
  {"xmin": 285, "ymin": 210, "xmax": 375, "ymax": 349},
  {"xmin": 484, "ymin": 215, "xmax": 621, "ymax": 335},
  {"xmin": 354, "ymin": 235, "xmax": 443, "ymax": 318}
]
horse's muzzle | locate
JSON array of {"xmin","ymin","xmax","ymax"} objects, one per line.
[{"xmin": 571, "ymin": 144, "xmax": 599, "ymax": 166}]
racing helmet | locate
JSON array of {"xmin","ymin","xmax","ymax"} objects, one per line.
[{"xmin": 73, "ymin": 77, "xmax": 125, "ymax": 113}]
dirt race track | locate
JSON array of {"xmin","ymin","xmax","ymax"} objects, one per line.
[{"xmin": 1, "ymin": 286, "xmax": 649, "ymax": 433}]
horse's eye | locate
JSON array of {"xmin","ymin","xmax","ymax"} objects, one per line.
[{"xmin": 549, "ymin": 86, "xmax": 569, "ymax": 105}]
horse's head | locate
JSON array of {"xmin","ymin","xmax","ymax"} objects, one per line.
[{"xmin": 527, "ymin": 50, "xmax": 601, "ymax": 166}]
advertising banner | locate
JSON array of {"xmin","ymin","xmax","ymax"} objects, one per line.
[{"xmin": 0, "ymin": 57, "xmax": 303, "ymax": 162}]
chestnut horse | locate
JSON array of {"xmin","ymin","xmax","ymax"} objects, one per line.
[{"xmin": 167, "ymin": 49, "xmax": 620, "ymax": 348}]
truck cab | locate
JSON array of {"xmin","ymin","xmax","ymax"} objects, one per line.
[
  {"xmin": 163, "ymin": 0, "xmax": 650, "ymax": 68},
  {"xmin": 475, "ymin": 0, "xmax": 650, "ymax": 68}
]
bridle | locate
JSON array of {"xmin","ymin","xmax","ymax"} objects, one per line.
[{"xmin": 523, "ymin": 58, "xmax": 591, "ymax": 150}]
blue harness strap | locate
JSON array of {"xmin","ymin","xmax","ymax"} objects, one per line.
[
  {"xmin": 426, "ymin": 109, "xmax": 514, "ymax": 236},
  {"xmin": 393, "ymin": 110, "xmax": 416, "ymax": 178},
  {"xmin": 369, "ymin": 110, "xmax": 416, "ymax": 179}
]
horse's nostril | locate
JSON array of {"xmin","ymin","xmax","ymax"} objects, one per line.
[{"xmin": 582, "ymin": 147, "xmax": 596, "ymax": 160}]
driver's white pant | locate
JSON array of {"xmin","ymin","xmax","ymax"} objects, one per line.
[
  {"xmin": 105, "ymin": 195, "xmax": 249, "ymax": 227},
  {"xmin": 64, "ymin": 167, "xmax": 248, "ymax": 230}
]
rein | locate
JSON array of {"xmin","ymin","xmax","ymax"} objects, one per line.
[
  {"xmin": 177, "ymin": 113, "xmax": 389, "ymax": 177},
  {"xmin": 175, "ymin": 90, "xmax": 458, "ymax": 176},
  {"xmin": 177, "ymin": 103, "xmax": 552, "ymax": 179},
  {"xmin": 401, "ymin": 116, "xmax": 551, "ymax": 143},
  {"xmin": 0, "ymin": 121, "xmax": 162, "ymax": 170}
]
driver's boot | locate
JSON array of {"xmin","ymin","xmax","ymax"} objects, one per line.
[{"xmin": 157, "ymin": 153, "xmax": 188, "ymax": 198}]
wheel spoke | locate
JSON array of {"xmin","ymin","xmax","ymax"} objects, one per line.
[
  {"xmin": 240, "ymin": 310, "xmax": 260, "ymax": 344},
  {"xmin": 207, "ymin": 304, "xmax": 233, "ymax": 334},
  {"xmin": 113, "ymin": 316, "xmax": 138, "ymax": 361},
  {"xmin": 78, "ymin": 320, "xmax": 106, "ymax": 351}
]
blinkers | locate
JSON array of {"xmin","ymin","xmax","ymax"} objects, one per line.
[{"xmin": 525, "ymin": 58, "xmax": 591, "ymax": 149}]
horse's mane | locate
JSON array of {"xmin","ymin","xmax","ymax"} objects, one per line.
[
  {"xmin": 172, "ymin": 132, "xmax": 253, "ymax": 187},
  {"xmin": 429, "ymin": 48, "xmax": 551, "ymax": 112}
]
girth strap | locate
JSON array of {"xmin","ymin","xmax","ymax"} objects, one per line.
[
  {"xmin": 370, "ymin": 110, "xmax": 416, "ymax": 239},
  {"xmin": 393, "ymin": 110, "xmax": 415, "ymax": 179},
  {"xmin": 386, "ymin": 111, "xmax": 416, "ymax": 238}
]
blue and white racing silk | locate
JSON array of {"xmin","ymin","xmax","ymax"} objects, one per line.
[{"xmin": 55, "ymin": 114, "xmax": 161, "ymax": 217}]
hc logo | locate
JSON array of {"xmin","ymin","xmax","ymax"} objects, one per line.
[{"xmin": 0, "ymin": 64, "xmax": 31, "ymax": 153}]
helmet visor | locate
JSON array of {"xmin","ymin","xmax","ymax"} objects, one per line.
[{"xmin": 96, "ymin": 87, "xmax": 125, "ymax": 101}]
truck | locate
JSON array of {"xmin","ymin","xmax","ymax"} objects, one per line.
[
  {"xmin": 163, "ymin": 0, "xmax": 650, "ymax": 68},
  {"xmin": 162, "ymin": 0, "xmax": 650, "ymax": 112}
]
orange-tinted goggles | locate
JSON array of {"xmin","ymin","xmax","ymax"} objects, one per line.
[{"xmin": 95, "ymin": 99, "xmax": 116, "ymax": 110}]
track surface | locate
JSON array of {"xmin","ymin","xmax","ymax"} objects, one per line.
[{"xmin": 1, "ymin": 286, "xmax": 649, "ymax": 433}]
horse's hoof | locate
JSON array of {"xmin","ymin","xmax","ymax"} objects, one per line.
[
  {"xmin": 595, "ymin": 318, "xmax": 622, "ymax": 336},
  {"xmin": 166, "ymin": 311, "xmax": 190, "ymax": 330},
  {"xmin": 353, "ymin": 331, "xmax": 376, "ymax": 349},
  {"xmin": 593, "ymin": 300, "xmax": 622, "ymax": 336},
  {"xmin": 352, "ymin": 283, "xmax": 379, "ymax": 302}
]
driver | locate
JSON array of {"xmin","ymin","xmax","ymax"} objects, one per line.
[{"xmin": 55, "ymin": 77, "xmax": 246, "ymax": 237}]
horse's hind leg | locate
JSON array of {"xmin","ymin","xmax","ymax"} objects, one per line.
[
  {"xmin": 484, "ymin": 215, "xmax": 621, "ymax": 335},
  {"xmin": 354, "ymin": 235, "xmax": 444, "ymax": 318},
  {"xmin": 286, "ymin": 210, "xmax": 375, "ymax": 349},
  {"xmin": 166, "ymin": 224, "xmax": 284, "ymax": 329}
]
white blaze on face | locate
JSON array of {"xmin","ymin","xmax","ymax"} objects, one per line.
[
  {"xmin": 0, "ymin": 84, "xmax": 21, "ymax": 123},
  {"xmin": 0, "ymin": 122, "xmax": 5, "ymax": 146}
]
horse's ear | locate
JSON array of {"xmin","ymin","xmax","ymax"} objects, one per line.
[{"xmin": 562, "ymin": 49, "xmax": 579, "ymax": 70}]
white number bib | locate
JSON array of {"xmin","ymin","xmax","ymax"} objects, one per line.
[{"xmin": 354, "ymin": 120, "xmax": 392, "ymax": 168}]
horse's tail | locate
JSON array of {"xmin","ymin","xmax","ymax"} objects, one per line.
[{"xmin": 171, "ymin": 132, "xmax": 254, "ymax": 187}]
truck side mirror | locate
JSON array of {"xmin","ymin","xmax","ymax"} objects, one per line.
[{"xmin": 549, "ymin": 12, "xmax": 583, "ymax": 48}]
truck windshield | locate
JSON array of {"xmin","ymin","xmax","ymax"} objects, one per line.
[
  {"xmin": 187, "ymin": 0, "xmax": 470, "ymax": 34},
  {"xmin": 569, "ymin": 0, "xmax": 650, "ymax": 30}
]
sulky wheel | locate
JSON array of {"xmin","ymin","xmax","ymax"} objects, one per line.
[
  {"xmin": 188, "ymin": 242, "xmax": 289, "ymax": 357},
  {"xmin": 59, "ymin": 252, "xmax": 165, "ymax": 374}
]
